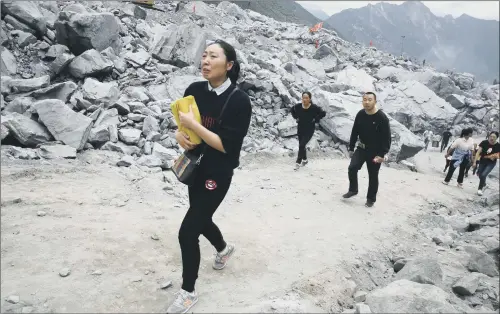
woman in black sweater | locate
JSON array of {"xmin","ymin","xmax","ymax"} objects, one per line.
[
  {"xmin": 290, "ymin": 92, "xmax": 326, "ymax": 170},
  {"xmin": 167, "ymin": 40, "xmax": 252, "ymax": 314}
]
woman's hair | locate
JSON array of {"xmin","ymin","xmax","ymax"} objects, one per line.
[
  {"xmin": 461, "ymin": 127, "xmax": 473, "ymax": 137},
  {"xmin": 208, "ymin": 39, "xmax": 240, "ymax": 84},
  {"xmin": 302, "ymin": 91, "xmax": 313, "ymax": 104},
  {"xmin": 489, "ymin": 131, "xmax": 499, "ymax": 138}
]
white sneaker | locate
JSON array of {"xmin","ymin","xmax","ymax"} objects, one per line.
[
  {"xmin": 301, "ymin": 159, "xmax": 308, "ymax": 166},
  {"xmin": 442, "ymin": 181, "xmax": 449, "ymax": 185},
  {"xmin": 294, "ymin": 163, "xmax": 300, "ymax": 170},
  {"xmin": 477, "ymin": 190, "xmax": 483, "ymax": 196}
]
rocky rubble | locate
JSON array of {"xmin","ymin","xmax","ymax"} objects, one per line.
[
  {"xmin": 334, "ymin": 190, "xmax": 500, "ymax": 314},
  {"xmin": 1, "ymin": 0, "xmax": 499, "ymax": 167}
]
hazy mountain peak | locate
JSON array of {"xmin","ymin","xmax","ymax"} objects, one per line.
[{"xmin": 326, "ymin": 1, "xmax": 499, "ymax": 82}]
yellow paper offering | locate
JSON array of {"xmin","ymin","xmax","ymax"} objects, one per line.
[{"xmin": 170, "ymin": 95, "xmax": 202, "ymax": 144}]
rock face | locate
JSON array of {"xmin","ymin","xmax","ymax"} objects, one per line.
[
  {"xmin": 0, "ymin": 0, "xmax": 497, "ymax": 165},
  {"xmin": 365, "ymin": 280, "xmax": 459, "ymax": 313},
  {"xmin": 35, "ymin": 100, "xmax": 93, "ymax": 150}
]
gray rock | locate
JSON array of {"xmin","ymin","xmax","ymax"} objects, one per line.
[
  {"xmin": 68, "ymin": 49, "xmax": 114, "ymax": 79},
  {"xmin": 395, "ymin": 258, "xmax": 443, "ymax": 287},
  {"xmin": 4, "ymin": 15, "xmax": 37, "ymax": 35},
  {"xmin": 124, "ymin": 48, "xmax": 150, "ymax": 67},
  {"xmin": 1, "ymin": 124, "xmax": 9, "ymax": 141},
  {"xmin": 109, "ymin": 125, "xmax": 118, "ymax": 143},
  {"xmin": 26, "ymin": 81, "xmax": 77, "ymax": 103},
  {"xmin": 117, "ymin": 155, "xmax": 135, "ymax": 167},
  {"xmin": 452, "ymin": 273, "xmax": 481, "ymax": 296},
  {"xmin": 152, "ymin": 22, "xmax": 207, "ymax": 68},
  {"xmin": 151, "ymin": 142, "xmax": 177, "ymax": 169},
  {"xmin": 313, "ymin": 44, "xmax": 336, "ymax": 60},
  {"xmin": 393, "ymin": 258, "xmax": 410, "ymax": 272},
  {"xmin": 38, "ymin": 143, "xmax": 77, "ymax": 159},
  {"xmin": 354, "ymin": 303, "xmax": 371, "ymax": 314},
  {"xmin": 353, "ymin": 291, "xmax": 368, "ymax": 303},
  {"xmin": 446, "ymin": 94, "xmax": 467, "ymax": 109},
  {"xmin": 1, "ymin": 1, "xmax": 47, "ymax": 36},
  {"xmin": 88, "ymin": 124, "xmax": 110, "ymax": 146},
  {"xmin": 1, "ymin": 145, "xmax": 39, "ymax": 159},
  {"xmin": 142, "ymin": 116, "xmax": 159, "ymax": 137},
  {"xmin": 12, "ymin": 30, "xmax": 37, "ymax": 48},
  {"xmin": 296, "ymin": 58, "xmax": 326, "ymax": 79},
  {"xmin": 5, "ymin": 295, "xmax": 20, "ymax": 304},
  {"xmin": 55, "ymin": 11, "xmax": 122, "ymax": 55},
  {"xmin": 101, "ymin": 141, "xmax": 140, "ymax": 155},
  {"xmin": 464, "ymin": 246, "xmax": 499, "ymax": 277},
  {"xmin": 59, "ymin": 267, "xmax": 71, "ymax": 277},
  {"xmin": 1, "ymin": 47, "xmax": 17, "ymax": 76},
  {"xmin": 3, "ymin": 97, "xmax": 34, "ymax": 114},
  {"xmin": 2, "ymin": 112, "xmax": 53, "ymax": 146},
  {"xmin": 7, "ymin": 75, "xmax": 50, "ymax": 93},
  {"xmin": 110, "ymin": 101, "xmax": 131, "ymax": 115},
  {"xmin": 35, "ymin": 99, "xmax": 93, "ymax": 150},
  {"xmin": 445, "ymin": 215, "xmax": 470, "ymax": 232},
  {"xmin": 118, "ymin": 128, "xmax": 142, "ymax": 145},
  {"xmin": 81, "ymin": 77, "xmax": 119, "ymax": 105},
  {"xmin": 277, "ymin": 117, "xmax": 297, "ymax": 137},
  {"xmin": 136, "ymin": 154, "xmax": 163, "ymax": 168},
  {"xmin": 365, "ymin": 280, "xmax": 459, "ymax": 313},
  {"xmin": 451, "ymin": 72, "xmax": 475, "ymax": 90}
]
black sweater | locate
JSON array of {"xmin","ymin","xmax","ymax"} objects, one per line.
[
  {"xmin": 349, "ymin": 109, "xmax": 391, "ymax": 157},
  {"xmin": 290, "ymin": 103, "xmax": 326, "ymax": 134},
  {"xmin": 183, "ymin": 81, "xmax": 252, "ymax": 175}
]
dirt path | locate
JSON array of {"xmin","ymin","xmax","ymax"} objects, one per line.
[{"xmin": 0, "ymin": 151, "xmax": 486, "ymax": 313}]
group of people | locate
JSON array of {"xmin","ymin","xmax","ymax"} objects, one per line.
[
  {"xmin": 165, "ymin": 38, "xmax": 497, "ymax": 313},
  {"xmin": 442, "ymin": 128, "xmax": 499, "ymax": 195}
]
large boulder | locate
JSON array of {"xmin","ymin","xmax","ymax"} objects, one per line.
[
  {"xmin": 217, "ymin": 1, "xmax": 251, "ymax": 23},
  {"xmin": 1, "ymin": 113, "xmax": 53, "ymax": 147},
  {"xmin": 54, "ymin": 11, "xmax": 122, "ymax": 55},
  {"xmin": 1, "ymin": 1, "xmax": 47, "ymax": 36},
  {"xmin": 35, "ymin": 99, "xmax": 93, "ymax": 150},
  {"xmin": 68, "ymin": 49, "xmax": 113, "ymax": 79},
  {"xmin": 5, "ymin": 75, "xmax": 50, "ymax": 94},
  {"xmin": 25, "ymin": 81, "xmax": 77, "ymax": 103},
  {"xmin": 150, "ymin": 22, "xmax": 207, "ymax": 68},
  {"xmin": 377, "ymin": 80, "xmax": 458, "ymax": 132},
  {"xmin": 450, "ymin": 72, "xmax": 475, "ymax": 91},
  {"xmin": 336, "ymin": 65, "xmax": 375, "ymax": 93},
  {"xmin": 296, "ymin": 58, "xmax": 326, "ymax": 80},
  {"xmin": 164, "ymin": 75, "xmax": 202, "ymax": 101},
  {"xmin": 81, "ymin": 77, "xmax": 119, "ymax": 105},
  {"xmin": 365, "ymin": 280, "xmax": 460, "ymax": 313},
  {"xmin": 1, "ymin": 47, "xmax": 17, "ymax": 76},
  {"xmin": 394, "ymin": 258, "xmax": 443, "ymax": 287}
]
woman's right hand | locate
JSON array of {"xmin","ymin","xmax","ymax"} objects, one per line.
[{"xmin": 175, "ymin": 131, "xmax": 197, "ymax": 150}]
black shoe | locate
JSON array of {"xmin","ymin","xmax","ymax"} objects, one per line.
[
  {"xmin": 342, "ymin": 191, "xmax": 358, "ymax": 199},
  {"xmin": 365, "ymin": 200, "xmax": 375, "ymax": 207}
]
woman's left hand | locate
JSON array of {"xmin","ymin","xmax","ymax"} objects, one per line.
[{"xmin": 179, "ymin": 105, "xmax": 197, "ymax": 129}]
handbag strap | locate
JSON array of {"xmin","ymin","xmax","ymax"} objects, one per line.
[{"xmin": 200, "ymin": 86, "xmax": 240, "ymax": 155}]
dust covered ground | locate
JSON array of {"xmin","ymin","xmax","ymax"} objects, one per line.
[{"xmin": 1, "ymin": 147, "xmax": 496, "ymax": 313}]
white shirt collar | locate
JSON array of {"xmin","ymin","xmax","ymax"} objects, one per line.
[{"xmin": 208, "ymin": 78, "xmax": 231, "ymax": 96}]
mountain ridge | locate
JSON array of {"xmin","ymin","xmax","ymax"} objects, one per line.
[{"xmin": 324, "ymin": 1, "xmax": 499, "ymax": 82}]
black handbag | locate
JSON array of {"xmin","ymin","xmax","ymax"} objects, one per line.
[{"xmin": 171, "ymin": 87, "xmax": 239, "ymax": 186}]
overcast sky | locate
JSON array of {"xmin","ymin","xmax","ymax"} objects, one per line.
[{"xmin": 297, "ymin": 1, "xmax": 500, "ymax": 21}]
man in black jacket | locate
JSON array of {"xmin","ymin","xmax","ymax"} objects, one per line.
[
  {"xmin": 441, "ymin": 128, "xmax": 452, "ymax": 152},
  {"xmin": 343, "ymin": 92, "xmax": 391, "ymax": 207}
]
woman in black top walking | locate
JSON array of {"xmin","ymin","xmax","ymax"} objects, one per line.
[
  {"xmin": 167, "ymin": 40, "xmax": 252, "ymax": 314},
  {"xmin": 290, "ymin": 92, "xmax": 326, "ymax": 170},
  {"xmin": 472, "ymin": 131, "xmax": 500, "ymax": 196}
]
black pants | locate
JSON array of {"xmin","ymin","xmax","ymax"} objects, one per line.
[
  {"xmin": 296, "ymin": 129, "xmax": 314, "ymax": 164},
  {"xmin": 444, "ymin": 160, "xmax": 467, "ymax": 184},
  {"xmin": 444, "ymin": 159, "xmax": 451, "ymax": 172},
  {"xmin": 477, "ymin": 162, "xmax": 496, "ymax": 190},
  {"xmin": 441, "ymin": 139, "xmax": 449, "ymax": 152},
  {"xmin": 348, "ymin": 148, "xmax": 382, "ymax": 202},
  {"xmin": 178, "ymin": 171, "xmax": 232, "ymax": 292}
]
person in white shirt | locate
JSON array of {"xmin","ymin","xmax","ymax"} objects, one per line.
[{"xmin": 443, "ymin": 128, "xmax": 475, "ymax": 188}]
